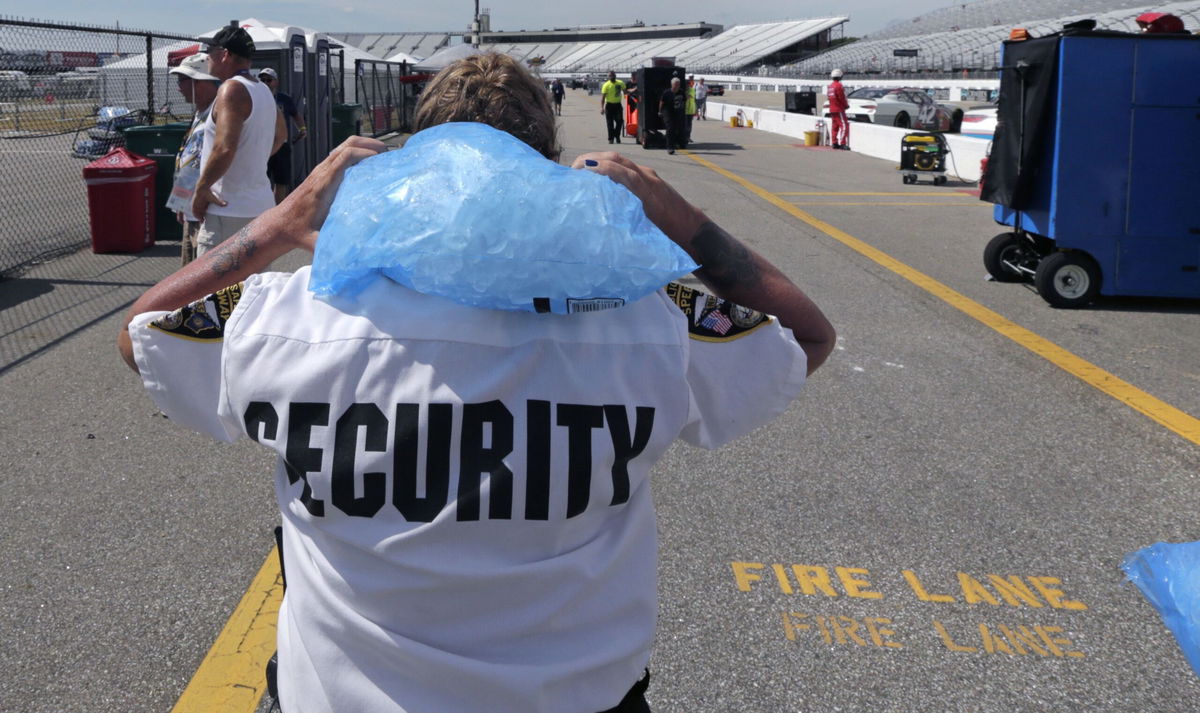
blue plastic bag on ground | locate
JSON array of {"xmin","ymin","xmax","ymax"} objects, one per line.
[
  {"xmin": 1122, "ymin": 541, "xmax": 1200, "ymax": 677},
  {"xmin": 310, "ymin": 122, "xmax": 698, "ymax": 313}
]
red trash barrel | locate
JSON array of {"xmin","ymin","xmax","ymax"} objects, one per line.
[
  {"xmin": 83, "ymin": 147, "xmax": 156, "ymax": 253},
  {"xmin": 372, "ymin": 105, "xmax": 390, "ymax": 132}
]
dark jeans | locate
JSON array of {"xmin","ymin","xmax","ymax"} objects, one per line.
[
  {"xmin": 662, "ymin": 112, "xmax": 685, "ymax": 150},
  {"xmin": 598, "ymin": 669, "xmax": 652, "ymax": 713},
  {"xmin": 605, "ymin": 102, "xmax": 624, "ymax": 140}
]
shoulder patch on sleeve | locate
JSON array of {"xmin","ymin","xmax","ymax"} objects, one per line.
[
  {"xmin": 665, "ymin": 281, "xmax": 772, "ymax": 342},
  {"xmin": 148, "ymin": 282, "xmax": 244, "ymax": 341}
]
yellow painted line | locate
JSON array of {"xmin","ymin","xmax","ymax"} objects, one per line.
[
  {"xmin": 786, "ymin": 201, "xmax": 990, "ymax": 207},
  {"xmin": 170, "ymin": 547, "xmax": 283, "ymax": 713},
  {"xmin": 777, "ymin": 191, "xmax": 973, "ymax": 196},
  {"xmin": 683, "ymin": 149, "xmax": 1200, "ymax": 446}
]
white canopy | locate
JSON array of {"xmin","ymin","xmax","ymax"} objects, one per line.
[
  {"xmin": 197, "ymin": 18, "xmax": 305, "ymax": 51},
  {"xmin": 412, "ymin": 43, "xmax": 480, "ymax": 72},
  {"xmin": 96, "ymin": 40, "xmax": 198, "ymax": 116},
  {"xmin": 385, "ymin": 51, "xmax": 423, "ymax": 65}
]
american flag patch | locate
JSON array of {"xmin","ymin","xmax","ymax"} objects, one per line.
[{"xmin": 700, "ymin": 309, "xmax": 733, "ymax": 335}]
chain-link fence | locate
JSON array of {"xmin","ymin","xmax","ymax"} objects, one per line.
[
  {"xmin": 354, "ymin": 59, "xmax": 416, "ymax": 137},
  {"xmin": 1, "ymin": 17, "xmax": 199, "ymax": 277}
]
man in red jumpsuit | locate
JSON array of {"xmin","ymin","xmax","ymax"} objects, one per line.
[{"xmin": 827, "ymin": 68, "xmax": 850, "ymax": 150}]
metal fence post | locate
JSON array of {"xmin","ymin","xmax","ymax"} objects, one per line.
[
  {"xmin": 385, "ymin": 62, "xmax": 394, "ymax": 133},
  {"xmin": 145, "ymin": 34, "xmax": 154, "ymax": 123}
]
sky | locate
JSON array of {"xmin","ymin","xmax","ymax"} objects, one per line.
[{"xmin": 4, "ymin": 0, "xmax": 968, "ymax": 39}]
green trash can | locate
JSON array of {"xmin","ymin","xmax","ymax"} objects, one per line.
[
  {"xmin": 122, "ymin": 123, "xmax": 191, "ymax": 242},
  {"xmin": 331, "ymin": 104, "xmax": 363, "ymax": 147}
]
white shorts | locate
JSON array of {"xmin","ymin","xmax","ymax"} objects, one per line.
[{"xmin": 196, "ymin": 214, "xmax": 255, "ymax": 256}]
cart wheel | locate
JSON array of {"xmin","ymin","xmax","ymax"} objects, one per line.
[
  {"xmin": 933, "ymin": 175, "xmax": 947, "ymax": 186},
  {"xmin": 901, "ymin": 174, "xmax": 913, "ymax": 185},
  {"xmin": 1034, "ymin": 251, "xmax": 1101, "ymax": 308},
  {"xmin": 983, "ymin": 232, "xmax": 1027, "ymax": 283}
]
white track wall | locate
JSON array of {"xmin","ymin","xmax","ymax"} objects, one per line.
[{"xmin": 705, "ymin": 100, "xmax": 992, "ymax": 182}]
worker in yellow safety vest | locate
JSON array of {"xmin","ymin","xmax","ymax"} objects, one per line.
[{"xmin": 600, "ymin": 70, "xmax": 627, "ymax": 144}]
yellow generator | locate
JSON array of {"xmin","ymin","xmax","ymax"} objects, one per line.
[{"xmin": 899, "ymin": 132, "xmax": 948, "ymax": 185}]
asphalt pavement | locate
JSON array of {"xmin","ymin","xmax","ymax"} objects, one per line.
[{"xmin": 2, "ymin": 87, "xmax": 1199, "ymax": 713}]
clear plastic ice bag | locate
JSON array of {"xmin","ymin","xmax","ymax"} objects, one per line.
[
  {"xmin": 1122, "ymin": 541, "xmax": 1200, "ymax": 677},
  {"xmin": 310, "ymin": 122, "xmax": 698, "ymax": 313}
]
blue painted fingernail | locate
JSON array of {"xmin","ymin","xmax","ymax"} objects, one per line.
[{"xmin": 585, "ymin": 159, "xmax": 598, "ymax": 166}]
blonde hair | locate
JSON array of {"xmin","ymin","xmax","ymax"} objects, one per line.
[{"xmin": 414, "ymin": 52, "xmax": 560, "ymax": 161}]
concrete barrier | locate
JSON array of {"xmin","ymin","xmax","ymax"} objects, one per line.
[{"xmin": 706, "ymin": 100, "xmax": 991, "ymax": 182}]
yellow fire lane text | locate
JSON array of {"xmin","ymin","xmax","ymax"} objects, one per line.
[
  {"xmin": 780, "ymin": 612, "xmax": 1085, "ymax": 658},
  {"xmin": 732, "ymin": 562, "xmax": 1088, "ymax": 610}
]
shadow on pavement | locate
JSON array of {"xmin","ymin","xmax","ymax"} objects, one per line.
[
  {"xmin": 1009, "ymin": 281, "xmax": 1200, "ymax": 315},
  {"xmin": 0, "ymin": 245, "xmax": 175, "ymax": 376},
  {"xmin": 680, "ymin": 142, "xmax": 745, "ymax": 155},
  {"xmin": 1089, "ymin": 295, "xmax": 1200, "ymax": 315},
  {"xmin": 0, "ymin": 278, "xmax": 55, "ymax": 312}
]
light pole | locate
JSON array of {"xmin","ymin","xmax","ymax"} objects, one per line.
[{"xmin": 472, "ymin": 0, "xmax": 480, "ymax": 48}]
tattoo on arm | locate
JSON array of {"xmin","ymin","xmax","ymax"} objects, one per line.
[
  {"xmin": 207, "ymin": 225, "xmax": 258, "ymax": 277},
  {"xmin": 691, "ymin": 221, "xmax": 760, "ymax": 292}
]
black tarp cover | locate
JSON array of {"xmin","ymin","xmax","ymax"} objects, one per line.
[{"xmin": 980, "ymin": 36, "xmax": 1060, "ymax": 208}]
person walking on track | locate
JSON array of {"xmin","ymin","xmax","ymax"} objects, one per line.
[{"xmin": 600, "ymin": 70, "xmax": 626, "ymax": 144}]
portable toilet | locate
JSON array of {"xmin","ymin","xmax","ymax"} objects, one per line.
[{"xmin": 306, "ymin": 33, "xmax": 333, "ymax": 172}]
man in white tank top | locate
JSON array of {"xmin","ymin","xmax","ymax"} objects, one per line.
[{"xmin": 191, "ymin": 26, "xmax": 286, "ymax": 256}]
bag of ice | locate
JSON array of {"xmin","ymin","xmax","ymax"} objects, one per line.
[
  {"xmin": 310, "ymin": 122, "xmax": 698, "ymax": 313},
  {"xmin": 1123, "ymin": 541, "xmax": 1200, "ymax": 677}
]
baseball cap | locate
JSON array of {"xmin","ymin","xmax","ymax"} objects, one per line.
[
  {"xmin": 169, "ymin": 53, "xmax": 219, "ymax": 82},
  {"xmin": 258, "ymin": 67, "xmax": 277, "ymax": 80},
  {"xmin": 206, "ymin": 26, "xmax": 255, "ymax": 58}
]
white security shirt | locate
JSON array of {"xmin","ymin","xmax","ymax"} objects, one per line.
[{"xmin": 130, "ymin": 267, "xmax": 807, "ymax": 713}]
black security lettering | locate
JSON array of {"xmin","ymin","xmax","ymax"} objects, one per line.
[
  {"xmin": 244, "ymin": 401, "xmax": 279, "ymax": 442},
  {"xmin": 458, "ymin": 400, "xmax": 514, "ymax": 521},
  {"xmin": 557, "ymin": 404, "xmax": 604, "ymax": 518},
  {"xmin": 524, "ymin": 400, "xmax": 552, "ymax": 520},
  {"xmin": 286, "ymin": 403, "xmax": 328, "ymax": 517},
  {"xmin": 392, "ymin": 403, "xmax": 451, "ymax": 523},
  {"xmin": 604, "ymin": 405, "xmax": 655, "ymax": 506},
  {"xmin": 332, "ymin": 403, "xmax": 387, "ymax": 518}
]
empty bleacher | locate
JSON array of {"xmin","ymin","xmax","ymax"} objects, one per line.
[
  {"xmin": 866, "ymin": 0, "xmax": 1156, "ymax": 40},
  {"xmin": 333, "ymin": 18, "xmax": 847, "ymax": 73},
  {"xmin": 787, "ymin": 0, "xmax": 1200, "ymax": 74},
  {"xmin": 327, "ymin": 32, "xmax": 454, "ymax": 61},
  {"xmin": 329, "ymin": 4, "xmax": 1196, "ymax": 79}
]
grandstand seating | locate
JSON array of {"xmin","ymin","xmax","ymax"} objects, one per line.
[
  {"xmin": 485, "ymin": 19, "xmax": 847, "ymax": 73},
  {"xmin": 867, "ymin": 0, "xmax": 1154, "ymax": 40},
  {"xmin": 328, "ymin": 32, "xmax": 454, "ymax": 61},
  {"xmin": 329, "ymin": 3, "xmax": 1197, "ymax": 78},
  {"xmin": 787, "ymin": 0, "xmax": 1200, "ymax": 74},
  {"xmin": 331, "ymin": 18, "xmax": 847, "ymax": 73}
]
